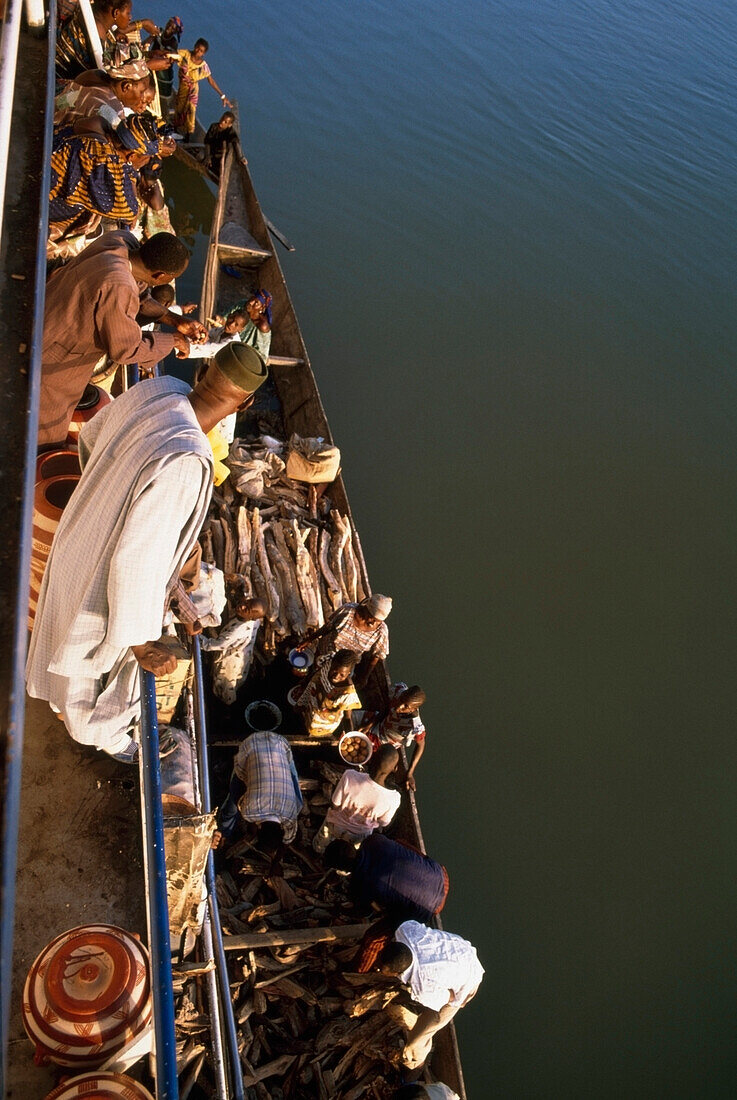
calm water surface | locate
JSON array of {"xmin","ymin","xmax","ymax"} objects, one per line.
[{"xmin": 161, "ymin": 1, "xmax": 737, "ymax": 1094}]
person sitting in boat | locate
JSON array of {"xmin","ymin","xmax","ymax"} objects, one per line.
[
  {"xmin": 360, "ymin": 683, "xmax": 427, "ymax": 791},
  {"xmin": 38, "ymin": 230, "xmax": 208, "ymax": 448},
  {"xmin": 187, "ymin": 309, "xmax": 249, "ymax": 358},
  {"xmin": 297, "ymin": 593, "xmax": 392, "ymax": 687},
  {"xmin": 393, "ymin": 1084, "xmax": 460, "ymax": 1100},
  {"xmin": 325, "ymin": 834, "xmax": 449, "ymax": 926},
  {"xmin": 374, "ymin": 921, "xmax": 484, "ymax": 1071},
  {"xmin": 293, "ymin": 649, "xmax": 361, "ymax": 738},
  {"xmin": 26, "ymin": 343, "xmax": 269, "ymax": 764},
  {"xmin": 173, "ymin": 38, "xmax": 232, "ymax": 139},
  {"xmin": 204, "ymin": 110, "xmax": 247, "ymax": 177},
  {"xmin": 232, "ymin": 290, "xmax": 272, "ymax": 362},
  {"xmin": 200, "ymin": 586, "xmax": 266, "ymax": 705},
  {"xmin": 217, "ymin": 729, "xmax": 303, "ymax": 853},
  {"xmin": 312, "ymin": 744, "xmax": 401, "ymax": 853}
]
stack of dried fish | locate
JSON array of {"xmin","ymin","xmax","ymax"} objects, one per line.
[
  {"xmin": 174, "ymin": 760, "xmax": 417, "ymax": 1099},
  {"xmin": 199, "ymin": 435, "xmax": 368, "ymax": 652}
]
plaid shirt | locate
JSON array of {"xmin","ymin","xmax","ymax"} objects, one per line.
[
  {"xmin": 233, "ymin": 731, "xmax": 303, "ymax": 843},
  {"xmin": 320, "ymin": 603, "xmax": 389, "ymax": 662}
]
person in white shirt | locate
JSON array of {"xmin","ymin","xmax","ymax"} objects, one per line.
[
  {"xmin": 312, "ymin": 744, "xmax": 401, "ymax": 852},
  {"xmin": 375, "ymin": 920, "xmax": 484, "ymax": 1070},
  {"xmin": 200, "ymin": 592, "xmax": 265, "ymax": 705},
  {"xmin": 393, "ymin": 1085, "xmax": 460, "ymax": 1100}
]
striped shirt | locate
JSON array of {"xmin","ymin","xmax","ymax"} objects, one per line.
[
  {"xmin": 233, "ymin": 731, "xmax": 303, "ymax": 843},
  {"xmin": 319, "ymin": 603, "xmax": 389, "ymax": 663}
]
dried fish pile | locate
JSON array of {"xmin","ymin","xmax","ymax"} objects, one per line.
[
  {"xmin": 178, "ymin": 759, "xmax": 416, "ymax": 1099},
  {"xmin": 199, "ymin": 435, "xmax": 367, "ymax": 653}
]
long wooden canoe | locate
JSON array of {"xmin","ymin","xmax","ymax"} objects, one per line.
[{"xmin": 178, "ymin": 137, "xmax": 468, "ymax": 1099}]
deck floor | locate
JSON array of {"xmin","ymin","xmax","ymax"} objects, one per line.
[{"xmin": 7, "ymin": 696, "xmax": 145, "ymax": 1098}]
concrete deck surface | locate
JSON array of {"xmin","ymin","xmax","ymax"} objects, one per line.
[{"xmin": 7, "ymin": 697, "xmax": 145, "ymax": 1099}]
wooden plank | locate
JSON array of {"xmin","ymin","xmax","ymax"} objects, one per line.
[{"xmin": 221, "ymin": 923, "xmax": 369, "ymax": 952}]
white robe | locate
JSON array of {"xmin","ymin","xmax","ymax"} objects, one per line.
[{"xmin": 26, "ymin": 377, "xmax": 213, "ymax": 752}]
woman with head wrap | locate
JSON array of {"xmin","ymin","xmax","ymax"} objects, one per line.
[
  {"xmin": 231, "ymin": 289, "xmax": 272, "ymax": 362},
  {"xmin": 174, "ymin": 38, "xmax": 232, "ymax": 137},
  {"xmin": 55, "ymin": 42, "xmax": 152, "ymax": 134},
  {"xmin": 297, "ymin": 593, "xmax": 393, "ymax": 689},
  {"xmin": 48, "ymin": 112, "xmax": 159, "ymax": 260},
  {"xmin": 56, "ymin": 0, "xmax": 135, "ymax": 84}
]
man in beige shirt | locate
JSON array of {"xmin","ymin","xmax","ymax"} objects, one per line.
[{"xmin": 39, "ymin": 229, "xmax": 206, "ymax": 448}]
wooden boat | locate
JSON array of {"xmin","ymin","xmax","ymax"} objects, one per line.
[{"xmin": 175, "ymin": 137, "xmax": 468, "ymax": 1098}]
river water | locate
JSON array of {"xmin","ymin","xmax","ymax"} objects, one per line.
[{"xmin": 159, "ymin": 1, "xmax": 737, "ymax": 1095}]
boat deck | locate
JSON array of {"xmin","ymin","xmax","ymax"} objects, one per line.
[{"xmin": 7, "ymin": 697, "xmax": 145, "ymax": 1098}]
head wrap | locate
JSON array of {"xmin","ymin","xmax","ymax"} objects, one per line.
[
  {"xmin": 213, "ymin": 343, "xmax": 269, "ymax": 393},
  {"xmin": 113, "ymin": 112, "xmax": 159, "ymax": 156},
  {"xmin": 253, "ymin": 289, "xmax": 273, "ymax": 326},
  {"xmin": 103, "ymin": 41, "xmax": 150, "ymax": 81},
  {"xmin": 362, "ymin": 594, "xmax": 392, "ymax": 621},
  {"xmin": 168, "ymin": 16, "xmax": 183, "ymax": 35}
]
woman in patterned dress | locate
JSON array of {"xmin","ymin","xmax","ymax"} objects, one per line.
[{"xmin": 173, "ymin": 37, "xmax": 232, "ymax": 137}]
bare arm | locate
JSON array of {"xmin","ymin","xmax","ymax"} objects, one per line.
[{"xmin": 207, "ymin": 74, "xmax": 232, "ymax": 107}]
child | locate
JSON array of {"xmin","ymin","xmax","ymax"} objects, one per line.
[{"xmin": 294, "ymin": 649, "xmax": 361, "ymax": 738}]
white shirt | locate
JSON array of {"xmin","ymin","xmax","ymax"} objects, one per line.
[
  {"xmin": 395, "ymin": 920, "xmax": 484, "ymax": 1012},
  {"xmin": 325, "ymin": 770, "xmax": 401, "ymax": 839}
]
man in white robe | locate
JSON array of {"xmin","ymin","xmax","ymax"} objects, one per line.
[{"xmin": 27, "ymin": 344, "xmax": 268, "ymax": 762}]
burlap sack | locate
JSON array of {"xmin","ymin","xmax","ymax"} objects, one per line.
[{"xmin": 286, "ymin": 439, "xmax": 341, "ymax": 483}]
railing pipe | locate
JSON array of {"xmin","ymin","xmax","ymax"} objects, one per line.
[
  {"xmin": 77, "ymin": 0, "xmax": 104, "ymax": 67},
  {"xmin": 138, "ymin": 669, "xmax": 179, "ymax": 1100},
  {"xmin": 191, "ymin": 637, "xmax": 245, "ymax": 1100},
  {"xmin": 24, "ymin": 0, "xmax": 45, "ymax": 29},
  {"xmin": 199, "ymin": 908, "xmax": 228, "ymax": 1099},
  {"xmin": 0, "ymin": 7, "xmax": 55, "ymax": 1094},
  {"xmin": 183, "ymin": 689, "xmax": 229, "ymax": 1100},
  {"xmin": 0, "ymin": 0, "xmax": 24, "ymax": 248}
]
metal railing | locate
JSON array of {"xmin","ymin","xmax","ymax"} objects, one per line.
[
  {"xmin": 0, "ymin": 3, "xmax": 52, "ymax": 1095},
  {"xmin": 191, "ymin": 636, "xmax": 245, "ymax": 1099},
  {"xmin": 138, "ymin": 670, "xmax": 180, "ymax": 1100}
]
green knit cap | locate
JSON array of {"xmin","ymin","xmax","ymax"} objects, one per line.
[{"xmin": 213, "ymin": 342, "xmax": 268, "ymax": 393}]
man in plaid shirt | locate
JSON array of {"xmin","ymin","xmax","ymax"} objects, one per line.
[{"xmin": 218, "ymin": 730, "xmax": 303, "ymax": 852}]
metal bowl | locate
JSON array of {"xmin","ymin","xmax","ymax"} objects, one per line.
[
  {"xmin": 288, "ymin": 647, "xmax": 314, "ymax": 676},
  {"xmin": 338, "ymin": 731, "xmax": 373, "ymax": 767},
  {"xmin": 244, "ymin": 700, "xmax": 282, "ymax": 732},
  {"xmin": 286, "ymin": 685, "xmax": 303, "ymax": 706}
]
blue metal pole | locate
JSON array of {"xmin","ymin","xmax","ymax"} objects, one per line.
[
  {"xmin": 138, "ymin": 668, "xmax": 179, "ymax": 1100},
  {"xmin": 191, "ymin": 637, "xmax": 245, "ymax": 1100},
  {"xmin": 0, "ymin": 9, "xmax": 54, "ymax": 1095}
]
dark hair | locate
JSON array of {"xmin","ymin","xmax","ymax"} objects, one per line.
[
  {"xmin": 369, "ymin": 744, "xmax": 399, "ymax": 774},
  {"xmin": 330, "ymin": 649, "xmax": 357, "ymax": 674},
  {"xmin": 324, "ymin": 839, "xmax": 356, "ymax": 871},
  {"xmin": 222, "ymin": 111, "xmax": 235, "ymax": 123},
  {"xmin": 94, "ymin": 0, "xmax": 130, "ymax": 12},
  {"xmin": 194, "ymin": 37, "xmax": 209, "ymax": 50},
  {"xmin": 377, "ymin": 940, "xmax": 413, "ymax": 975},
  {"xmin": 257, "ymin": 821, "xmax": 284, "ymax": 857},
  {"xmin": 138, "ymin": 233, "xmax": 189, "ymax": 277},
  {"xmin": 150, "ymin": 283, "xmax": 175, "ymax": 306},
  {"xmin": 399, "ymin": 685, "xmax": 426, "ymax": 710},
  {"xmin": 227, "ymin": 308, "xmax": 248, "ymax": 322}
]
